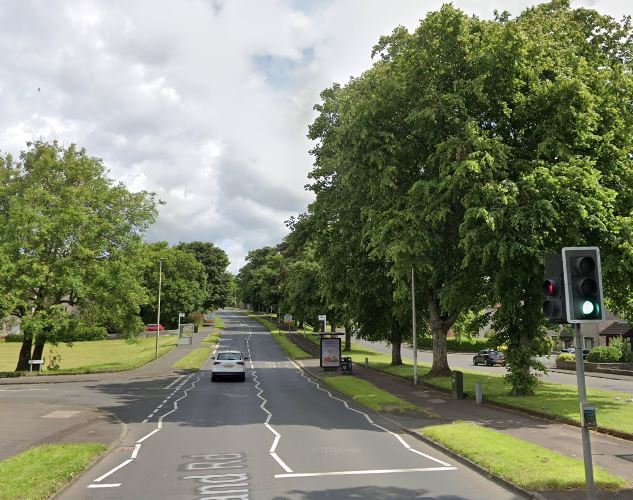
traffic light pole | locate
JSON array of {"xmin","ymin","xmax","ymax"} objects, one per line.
[{"xmin": 573, "ymin": 323, "xmax": 596, "ymax": 500}]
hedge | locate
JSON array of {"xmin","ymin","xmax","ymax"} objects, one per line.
[
  {"xmin": 586, "ymin": 346, "xmax": 621, "ymax": 363},
  {"xmin": 418, "ymin": 336, "xmax": 490, "ymax": 353},
  {"xmin": 4, "ymin": 334, "xmax": 24, "ymax": 343}
]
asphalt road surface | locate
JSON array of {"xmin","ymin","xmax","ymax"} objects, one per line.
[
  {"xmin": 354, "ymin": 339, "xmax": 633, "ymax": 394},
  {"xmin": 58, "ymin": 311, "xmax": 519, "ymax": 499}
]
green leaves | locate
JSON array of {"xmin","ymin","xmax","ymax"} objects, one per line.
[{"xmin": 0, "ymin": 141, "xmax": 158, "ymax": 368}]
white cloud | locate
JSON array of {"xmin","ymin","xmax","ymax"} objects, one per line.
[{"xmin": 0, "ymin": 0, "xmax": 629, "ymax": 272}]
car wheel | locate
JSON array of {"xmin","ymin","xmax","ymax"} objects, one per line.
[
  {"xmin": 239, "ymin": 373, "xmax": 246, "ymax": 382},
  {"xmin": 473, "ymin": 360, "xmax": 478, "ymax": 365}
]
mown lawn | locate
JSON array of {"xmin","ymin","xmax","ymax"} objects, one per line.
[
  {"xmin": 420, "ymin": 422, "xmax": 628, "ymax": 491},
  {"xmin": 0, "ymin": 336, "xmax": 177, "ymax": 374},
  {"xmin": 348, "ymin": 344, "xmax": 633, "ymax": 436},
  {"xmin": 0, "ymin": 443, "xmax": 106, "ymax": 500},
  {"xmin": 247, "ymin": 313, "xmax": 312, "ymax": 359}
]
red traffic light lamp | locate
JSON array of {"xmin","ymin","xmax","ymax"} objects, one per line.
[{"xmin": 542, "ymin": 254, "xmax": 566, "ymax": 323}]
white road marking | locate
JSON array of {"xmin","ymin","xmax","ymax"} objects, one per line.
[
  {"xmin": 136, "ymin": 428, "xmax": 160, "ymax": 444},
  {"xmin": 94, "ymin": 459, "xmax": 133, "ymax": 482},
  {"xmin": 163, "ymin": 375, "xmax": 185, "ymax": 389},
  {"xmin": 87, "ymin": 483, "xmax": 121, "ymax": 488},
  {"xmin": 275, "ymin": 466, "xmax": 457, "ymax": 479},
  {"xmin": 245, "ymin": 321, "xmax": 293, "ymax": 474},
  {"xmin": 42, "ymin": 410, "xmax": 81, "ymax": 419},
  {"xmin": 292, "ymin": 359, "xmax": 454, "ymax": 468},
  {"xmin": 88, "ymin": 372, "xmax": 201, "ymax": 488},
  {"xmin": 0, "ymin": 388, "xmax": 49, "ymax": 392}
]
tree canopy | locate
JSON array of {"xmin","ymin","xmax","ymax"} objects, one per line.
[
  {"xmin": 0, "ymin": 141, "xmax": 158, "ymax": 370},
  {"xmin": 237, "ymin": 0, "xmax": 633, "ymax": 394}
]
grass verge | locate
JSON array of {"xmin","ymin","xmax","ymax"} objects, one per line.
[
  {"xmin": 323, "ymin": 375, "xmax": 419, "ymax": 413},
  {"xmin": 214, "ymin": 315, "xmax": 224, "ymax": 330},
  {"xmin": 247, "ymin": 313, "xmax": 312, "ymax": 359},
  {"xmin": 420, "ymin": 422, "xmax": 628, "ymax": 491},
  {"xmin": 202, "ymin": 333, "xmax": 220, "ymax": 345},
  {"xmin": 0, "ymin": 443, "xmax": 107, "ymax": 500},
  {"xmin": 0, "ymin": 336, "xmax": 177, "ymax": 375},
  {"xmin": 172, "ymin": 347, "xmax": 212, "ymax": 371},
  {"xmin": 348, "ymin": 344, "xmax": 633, "ymax": 437}
]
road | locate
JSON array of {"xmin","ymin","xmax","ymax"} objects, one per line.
[
  {"xmin": 355, "ymin": 339, "xmax": 633, "ymax": 394},
  {"xmin": 46, "ymin": 311, "xmax": 517, "ymax": 499}
]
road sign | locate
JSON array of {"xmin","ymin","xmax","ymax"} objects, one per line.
[
  {"xmin": 283, "ymin": 313, "xmax": 293, "ymax": 325},
  {"xmin": 318, "ymin": 315, "xmax": 326, "ymax": 321}
]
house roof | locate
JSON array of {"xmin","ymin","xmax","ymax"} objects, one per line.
[{"xmin": 600, "ymin": 322, "xmax": 632, "ymax": 337}]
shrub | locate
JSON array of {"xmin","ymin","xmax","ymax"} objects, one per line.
[
  {"xmin": 417, "ymin": 336, "xmax": 490, "ymax": 352},
  {"xmin": 557, "ymin": 353, "xmax": 575, "ymax": 362},
  {"xmin": 586, "ymin": 346, "xmax": 621, "ymax": 363},
  {"xmin": 66, "ymin": 325, "xmax": 108, "ymax": 342},
  {"xmin": 608, "ymin": 337, "xmax": 633, "ymax": 363},
  {"xmin": 4, "ymin": 334, "xmax": 24, "ymax": 343}
]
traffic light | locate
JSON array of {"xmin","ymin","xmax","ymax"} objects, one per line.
[
  {"xmin": 543, "ymin": 253, "xmax": 567, "ymax": 323},
  {"xmin": 562, "ymin": 247, "xmax": 605, "ymax": 323}
]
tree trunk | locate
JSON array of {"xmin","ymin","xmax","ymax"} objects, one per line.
[
  {"xmin": 344, "ymin": 324, "xmax": 351, "ymax": 352},
  {"xmin": 390, "ymin": 326, "xmax": 402, "ymax": 366},
  {"xmin": 30, "ymin": 333, "xmax": 47, "ymax": 371},
  {"xmin": 428, "ymin": 294, "xmax": 454, "ymax": 377},
  {"xmin": 330, "ymin": 322, "xmax": 336, "ymax": 333},
  {"xmin": 16, "ymin": 333, "xmax": 33, "ymax": 371},
  {"xmin": 430, "ymin": 326, "xmax": 451, "ymax": 376}
]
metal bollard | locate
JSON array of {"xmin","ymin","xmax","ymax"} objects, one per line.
[
  {"xmin": 475, "ymin": 382, "xmax": 483, "ymax": 404},
  {"xmin": 365, "ymin": 357, "xmax": 368, "ymax": 368}
]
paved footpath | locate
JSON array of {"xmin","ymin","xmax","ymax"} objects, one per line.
[{"xmin": 0, "ymin": 327, "xmax": 214, "ymax": 461}]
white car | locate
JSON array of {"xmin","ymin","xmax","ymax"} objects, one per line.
[{"xmin": 211, "ymin": 350, "xmax": 247, "ymax": 382}]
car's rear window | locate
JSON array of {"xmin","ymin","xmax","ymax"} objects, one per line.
[{"xmin": 217, "ymin": 352, "xmax": 241, "ymax": 360}]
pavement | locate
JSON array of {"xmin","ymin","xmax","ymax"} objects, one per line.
[
  {"xmin": 57, "ymin": 311, "xmax": 519, "ymax": 499},
  {"xmin": 0, "ymin": 327, "xmax": 213, "ymax": 461}
]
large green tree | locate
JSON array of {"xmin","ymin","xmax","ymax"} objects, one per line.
[
  {"xmin": 306, "ymin": 0, "xmax": 633, "ymax": 390},
  {"xmin": 307, "ymin": 83, "xmax": 409, "ymax": 365},
  {"xmin": 177, "ymin": 241, "xmax": 231, "ymax": 309},
  {"xmin": 236, "ymin": 247, "xmax": 285, "ymax": 313},
  {"xmin": 140, "ymin": 242, "xmax": 207, "ymax": 329},
  {"xmin": 0, "ymin": 142, "xmax": 157, "ymax": 371}
]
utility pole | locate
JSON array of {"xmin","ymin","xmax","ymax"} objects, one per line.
[
  {"xmin": 155, "ymin": 259, "xmax": 162, "ymax": 360},
  {"xmin": 411, "ymin": 267, "xmax": 418, "ymax": 385}
]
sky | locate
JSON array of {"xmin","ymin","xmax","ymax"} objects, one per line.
[{"xmin": 0, "ymin": 0, "xmax": 629, "ymax": 273}]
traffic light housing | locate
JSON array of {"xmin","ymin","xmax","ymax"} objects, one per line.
[
  {"xmin": 562, "ymin": 247, "xmax": 605, "ymax": 323},
  {"xmin": 543, "ymin": 253, "xmax": 567, "ymax": 323}
]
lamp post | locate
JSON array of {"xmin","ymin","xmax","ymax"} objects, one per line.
[{"xmin": 155, "ymin": 259, "xmax": 162, "ymax": 360}]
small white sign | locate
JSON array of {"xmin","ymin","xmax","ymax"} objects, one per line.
[{"xmin": 318, "ymin": 315, "xmax": 326, "ymax": 321}]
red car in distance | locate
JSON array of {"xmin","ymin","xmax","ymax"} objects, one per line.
[{"xmin": 145, "ymin": 324, "xmax": 164, "ymax": 332}]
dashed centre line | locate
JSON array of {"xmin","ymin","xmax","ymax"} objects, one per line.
[{"xmin": 86, "ymin": 339, "xmax": 223, "ymax": 490}]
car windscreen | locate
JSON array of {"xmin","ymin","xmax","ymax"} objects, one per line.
[{"xmin": 217, "ymin": 353, "xmax": 241, "ymax": 360}]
